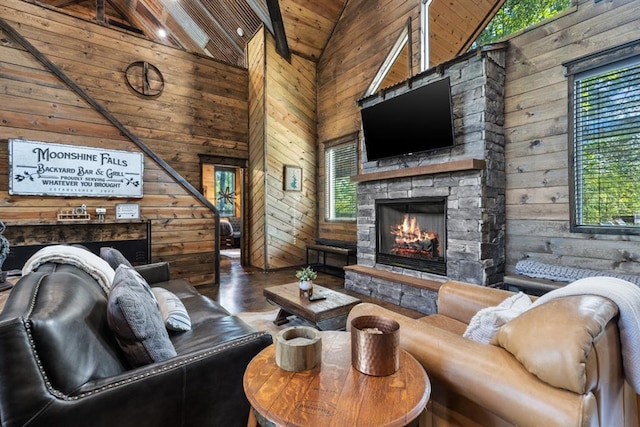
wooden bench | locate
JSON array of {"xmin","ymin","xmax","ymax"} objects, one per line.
[{"xmin": 306, "ymin": 240, "xmax": 356, "ymax": 277}]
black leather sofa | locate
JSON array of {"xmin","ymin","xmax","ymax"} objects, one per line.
[{"xmin": 0, "ymin": 260, "xmax": 272, "ymax": 427}]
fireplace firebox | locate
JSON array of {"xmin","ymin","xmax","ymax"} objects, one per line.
[{"xmin": 375, "ymin": 197, "xmax": 446, "ymax": 275}]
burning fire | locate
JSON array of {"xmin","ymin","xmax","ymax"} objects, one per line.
[{"xmin": 390, "ymin": 215, "xmax": 439, "ymax": 257}]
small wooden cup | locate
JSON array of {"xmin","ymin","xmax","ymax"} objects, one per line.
[{"xmin": 275, "ymin": 326, "xmax": 322, "ymax": 372}]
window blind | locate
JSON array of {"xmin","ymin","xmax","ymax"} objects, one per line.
[
  {"xmin": 574, "ymin": 58, "xmax": 640, "ymax": 226},
  {"xmin": 325, "ymin": 142, "xmax": 357, "ymax": 220}
]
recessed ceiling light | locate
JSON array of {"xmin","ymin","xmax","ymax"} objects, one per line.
[
  {"xmin": 236, "ymin": 27, "xmax": 244, "ymax": 37},
  {"xmin": 158, "ymin": 28, "xmax": 167, "ymax": 38}
]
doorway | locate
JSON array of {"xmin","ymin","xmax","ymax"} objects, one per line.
[{"xmin": 201, "ymin": 157, "xmax": 247, "ymax": 264}]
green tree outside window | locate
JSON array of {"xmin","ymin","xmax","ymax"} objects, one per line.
[
  {"xmin": 215, "ymin": 169, "xmax": 236, "ymax": 217},
  {"xmin": 325, "ymin": 141, "xmax": 357, "ymax": 221},
  {"xmin": 574, "ymin": 60, "xmax": 640, "ymax": 227},
  {"xmin": 473, "ymin": 0, "xmax": 571, "ymax": 48}
]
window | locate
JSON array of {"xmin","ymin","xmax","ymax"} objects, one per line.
[
  {"xmin": 420, "ymin": 0, "xmax": 434, "ymax": 71},
  {"xmin": 472, "ymin": 0, "xmax": 572, "ymax": 49},
  {"xmin": 215, "ymin": 168, "xmax": 236, "ymax": 217},
  {"xmin": 569, "ymin": 51, "xmax": 640, "ymax": 233},
  {"xmin": 325, "ymin": 139, "xmax": 357, "ymax": 221},
  {"xmin": 365, "ymin": 21, "xmax": 411, "ymax": 96}
]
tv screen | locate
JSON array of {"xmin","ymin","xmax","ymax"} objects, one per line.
[{"xmin": 361, "ymin": 77, "xmax": 455, "ymax": 162}]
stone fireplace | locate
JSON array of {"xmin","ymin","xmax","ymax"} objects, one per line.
[{"xmin": 344, "ymin": 46, "xmax": 507, "ymax": 315}]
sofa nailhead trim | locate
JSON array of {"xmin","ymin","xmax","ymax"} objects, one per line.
[{"xmin": 23, "ymin": 312, "xmax": 270, "ymax": 402}]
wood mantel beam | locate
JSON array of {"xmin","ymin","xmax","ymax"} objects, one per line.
[{"xmin": 351, "ymin": 158, "xmax": 486, "ymax": 183}]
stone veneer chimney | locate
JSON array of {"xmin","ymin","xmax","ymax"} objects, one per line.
[{"xmin": 345, "ymin": 46, "xmax": 507, "ymax": 315}]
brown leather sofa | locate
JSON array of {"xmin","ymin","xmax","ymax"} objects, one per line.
[
  {"xmin": 0, "ymin": 261, "xmax": 272, "ymax": 427},
  {"xmin": 346, "ymin": 280, "xmax": 640, "ymax": 427}
]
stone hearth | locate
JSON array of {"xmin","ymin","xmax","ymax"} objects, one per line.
[{"xmin": 345, "ymin": 46, "xmax": 507, "ymax": 315}]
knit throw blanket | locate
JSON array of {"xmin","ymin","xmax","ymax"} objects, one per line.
[
  {"xmin": 22, "ymin": 245, "xmax": 115, "ymax": 295},
  {"xmin": 531, "ymin": 276, "xmax": 640, "ymax": 393},
  {"xmin": 515, "ymin": 259, "xmax": 640, "ymax": 286}
]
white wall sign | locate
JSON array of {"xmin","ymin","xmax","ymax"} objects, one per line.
[
  {"xmin": 116, "ymin": 203, "xmax": 140, "ymax": 219},
  {"xmin": 9, "ymin": 139, "xmax": 144, "ymax": 198}
]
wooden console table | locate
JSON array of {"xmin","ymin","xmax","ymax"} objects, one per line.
[
  {"xmin": 243, "ymin": 331, "xmax": 430, "ymax": 427},
  {"xmin": 2, "ymin": 220, "xmax": 150, "ymax": 271}
]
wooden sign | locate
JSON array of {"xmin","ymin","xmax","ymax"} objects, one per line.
[{"xmin": 9, "ymin": 139, "xmax": 143, "ymax": 198}]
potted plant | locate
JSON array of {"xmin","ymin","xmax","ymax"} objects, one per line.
[
  {"xmin": 0, "ymin": 221, "xmax": 9, "ymax": 282},
  {"xmin": 296, "ymin": 266, "xmax": 317, "ymax": 296}
]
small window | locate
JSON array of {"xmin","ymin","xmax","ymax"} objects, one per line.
[
  {"xmin": 215, "ymin": 168, "xmax": 236, "ymax": 217},
  {"xmin": 325, "ymin": 139, "xmax": 357, "ymax": 221},
  {"xmin": 570, "ymin": 55, "xmax": 640, "ymax": 232}
]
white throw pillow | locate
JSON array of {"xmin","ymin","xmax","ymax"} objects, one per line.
[
  {"xmin": 152, "ymin": 287, "xmax": 192, "ymax": 332},
  {"xmin": 463, "ymin": 292, "xmax": 532, "ymax": 344}
]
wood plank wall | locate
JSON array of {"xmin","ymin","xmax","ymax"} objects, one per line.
[
  {"xmin": 503, "ymin": 0, "xmax": 640, "ymax": 274},
  {"xmin": 317, "ymin": 0, "xmax": 420, "ymax": 243},
  {"xmin": 0, "ymin": 0, "xmax": 249, "ymax": 285},
  {"xmin": 247, "ymin": 28, "xmax": 267, "ymax": 269},
  {"xmin": 248, "ymin": 27, "xmax": 317, "ymax": 270},
  {"xmin": 264, "ymin": 32, "xmax": 317, "ymax": 269}
]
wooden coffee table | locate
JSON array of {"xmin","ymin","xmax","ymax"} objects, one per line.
[
  {"xmin": 243, "ymin": 331, "xmax": 431, "ymax": 427},
  {"xmin": 263, "ymin": 282, "xmax": 361, "ymax": 330}
]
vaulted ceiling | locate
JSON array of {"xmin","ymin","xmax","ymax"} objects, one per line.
[{"xmin": 33, "ymin": 0, "xmax": 501, "ymax": 68}]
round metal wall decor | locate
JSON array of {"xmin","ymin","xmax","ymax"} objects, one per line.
[{"xmin": 124, "ymin": 61, "xmax": 164, "ymax": 97}]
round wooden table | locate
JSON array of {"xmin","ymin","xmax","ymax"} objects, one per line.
[{"xmin": 243, "ymin": 331, "xmax": 431, "ymax": 427}]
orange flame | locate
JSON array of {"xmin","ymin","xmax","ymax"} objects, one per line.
[{"xmin": 391, "ymin": 215, "xmax": 437, "ymax": 245}]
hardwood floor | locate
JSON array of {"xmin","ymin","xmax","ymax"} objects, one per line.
[
  {"xmin": 196, "ymin": 252, "xmax": 424, "ymax": 319},
  {"xmin": 0, "ymin": 252, "xmax": 425, "ymax": 319}
]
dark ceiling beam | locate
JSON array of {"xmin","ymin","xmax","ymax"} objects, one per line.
[
  {"xmin": 103, "ymin": 0, "xmax": 145, "ymax": 35},
  {"xmin": 105, "ymin": 18, "xmax": 145, "ymax": 35},
  {"xmin": 51, "ymin": 0, "xmax": 145, "ymax": 35},
  {"xmin": 51, "ymin": 0, "xmax": 83, "ymax": 7},
  {"xmin": 96, "ymin": 0, "xmax": 105, "ymax": 22},
  {"xmin": 266, "ymin": 0, "xmax": 290, "ymax": 61}
]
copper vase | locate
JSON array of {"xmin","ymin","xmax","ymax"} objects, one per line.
[{"xmin": 350, "ymin": 315, "xmax": 400, "ymax": 376}]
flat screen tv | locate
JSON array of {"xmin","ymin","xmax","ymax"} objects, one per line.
[{"xmin": 361, "ymin": 77, "xmax": 455, "ymax": 162}]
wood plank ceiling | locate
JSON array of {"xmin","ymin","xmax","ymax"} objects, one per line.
[{"xmin": 29, "ymin": 0, "xmax": 502, "ymax": 68}]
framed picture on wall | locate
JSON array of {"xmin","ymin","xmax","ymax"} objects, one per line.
[{"xmin": 283, "ymin": 165, "xmax": 302, "ymax": 192}]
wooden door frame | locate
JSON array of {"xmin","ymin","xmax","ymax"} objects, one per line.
[{"xmin": 200, "ymin": 155, "xmax": 249, "ymax": 266}]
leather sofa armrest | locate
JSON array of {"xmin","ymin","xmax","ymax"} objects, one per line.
[
  {"xmin": 41, "ymin": 332, "xmax": 272, "ymax": 427},
  {"xmin": 347, "ymin": 303, "xmax": 599, "ymax": 427},
  {"xmin": 437, "ymin": 280, "xmax": 517, "ymax": 324},
  {"xmin": 134, "ymin": 261, "xmax": 170, "ymax": 284},
  {"xmin": 78, "ymin": 332, "xmax": 271, "ymax": 393}
]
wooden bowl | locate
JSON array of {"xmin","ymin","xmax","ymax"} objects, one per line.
[{"xmin": 275, "ymin": 326, "xmax": 322, "ymax": 372}]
